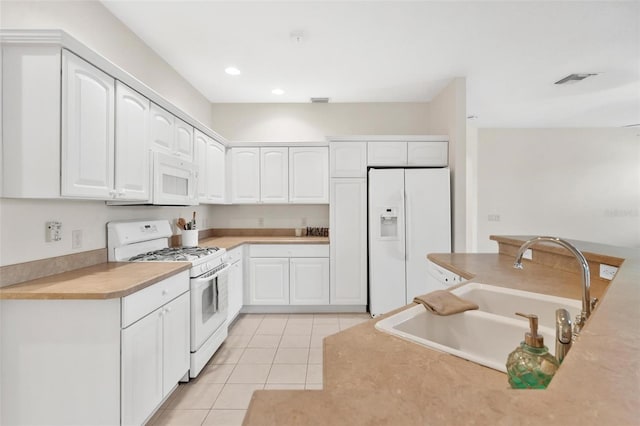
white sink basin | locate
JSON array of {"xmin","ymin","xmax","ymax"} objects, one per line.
[
  {"xmin": 452, "ymin": 282, "xmax": 582, "ymax": 329},
  {"xmin": 375, "ymin": 283, "xmax": 581, "ymax": 373}
]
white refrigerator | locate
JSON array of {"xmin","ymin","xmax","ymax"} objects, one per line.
[{"xmin": 368, "ymin": 168, "xmax": 451, "ymax": 316}]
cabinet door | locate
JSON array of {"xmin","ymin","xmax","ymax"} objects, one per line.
[
  {"xmin": 290, "ymin": 258, "xmax": 329, "ymax": 305},
  {"xmin": 150, "ymin": 103, "xmax": 174, "ymax": 154},
  {"xmin": 330, "ymin": 142, "xmax": 367, "ymax": 178},
  {"xmin": 121, "ymin": 309, "xmax": 163, "ymax": 426},
  {"xmin": 367, "ymin": 142, "xmax": 407, "ymax": 166},
  {"xmin": 260, "ymin": 147, "xmax": 289, "ymax": 203},
  {"xmin": 407, "ymin": 141, "xmax": 448, "ymax": 166},
  {"xmin": 162, "ymin": 292, "xmax": 190, "ymax": 396},
  {"xmin": 289, "ymin": 147, "xmax": 329, "ymax": 203},
  {"xmin": 330, "ymin": 178, "xmax": 367, "ymax": 305},
  {"xmin": 194, "ymin": 130, "xmax": 208, "ymax": 202},
  {"xmin": 230, "ymin": 148, "xmax": 260, "ymax": 203},
  {"xmin": 228, "ymin": 260, "xmax": 244, "ymax": 321},
  {"xmin": 249, "ymin": 258, "xmax": 289, "ymax": 305},
  {"xmin": 61, "ymin": 50, "xmax": 115, "ymax": 199},
  {"xmin": 174, "ymin": 117, "xmax": 194, "ymax": 161},
  {"xmin": 115, "ymin": 82, "xmax": 150, "ymax": 201},
  {"xmin": 207, "ymin": 141, "xmax": 226, "ymax": 204}
]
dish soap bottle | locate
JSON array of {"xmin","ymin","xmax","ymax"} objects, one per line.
[{"xmin": 506, "ymin": 312, "xmax": 559, "ymax": 389}]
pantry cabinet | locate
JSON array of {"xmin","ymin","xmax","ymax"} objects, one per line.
[
  {"xmin": 330, "ymin": 142, "xmax": 367, "ymax": 178},
  {"xmin": 61, "ymin": 50, "xmax": 116, "ymax": 199},
  {"xmin": 330, "ymin": 178, "xmax": 367, "ymax": 305}
]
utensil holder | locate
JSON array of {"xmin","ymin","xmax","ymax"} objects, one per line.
[{"xmin": 182, "ymin": 230, "xmax": 198, "ymax": 247}]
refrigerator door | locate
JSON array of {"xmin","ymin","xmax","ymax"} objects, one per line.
[
  {"xmin": 368, "ymin": 168, "xmax": 406, "ymax": 316},
  {"xmin": 404, "ymin": 168, "xmax": 451, "ymax": 303}
]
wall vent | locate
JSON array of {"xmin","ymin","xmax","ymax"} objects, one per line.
[
  {"xmin": 310, "ymin": 97, "xmax": 330, "ymax": 103},
  {"xmin": 554, "ymin": 73, "xmax": 598, "ymax": 85}
]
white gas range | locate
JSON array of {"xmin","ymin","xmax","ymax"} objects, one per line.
[{"xmin": 107, "ymin": 220, "xmax": 229, "ymax": 378}]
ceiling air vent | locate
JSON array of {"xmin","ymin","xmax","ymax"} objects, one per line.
[
  {"xmin": 310, "ymin": 97, "xmax": 330, "ymax": 103},
  {"xmin": 554, "ymin": 73, "xmax": 598, "ymax": 85}
]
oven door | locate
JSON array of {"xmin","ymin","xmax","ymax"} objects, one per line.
[
  {"xmin": 153, "ymin": 151, "xmax": 198, "ymax": 206},
  {"xmin": 190, "ymin": 264, "xmax": 230, "ymax": 352}
]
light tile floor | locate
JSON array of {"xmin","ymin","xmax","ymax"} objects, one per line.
[{"xmin": 148, "ymin": 313, "xmax": 370, "ymax": 426}]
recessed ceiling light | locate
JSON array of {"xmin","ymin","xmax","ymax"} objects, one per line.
[
  {"xmin": 225, "ymin": 67, "xmax": 241, "ymax": 76},
  {"xmin": 272, "ymin": 88, "xmax": 284, "ymax": 95}
]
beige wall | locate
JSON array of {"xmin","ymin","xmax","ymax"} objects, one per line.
[
  {"xmin": 476, "ymin": 128, "xmax": 640, "ymax": 252},
  {"xmin": 427, "ymin": 78, "xmax": 467, "ymax": 252},
  {"xmin": 211, "ymin": 102, "xmax": 430, "ymax": 141},
  {"xmin": 0, "ymin": 0, "xmax": 213, "ymax": 127}
]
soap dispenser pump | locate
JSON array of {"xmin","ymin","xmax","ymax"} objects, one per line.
[{"xmin": 506, "ymin": 312, "xmax": 560, "ymax": 389}]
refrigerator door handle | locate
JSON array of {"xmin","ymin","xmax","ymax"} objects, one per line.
[{"xmin": 401, "ymin": 189, "xmax": 407, "ymax": 261}]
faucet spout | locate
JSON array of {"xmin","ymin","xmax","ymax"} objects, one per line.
[{"xmin": 513, "ymin": 236, "xmax": 593, "ymax": 333}]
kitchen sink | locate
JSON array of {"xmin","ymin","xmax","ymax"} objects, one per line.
[
  {"xmin": 451, "ymin": 283, "xmax": 581, "ymax": 329},
  {"xmin": 375, "ymin": 282, "xmax": 581, "ymax": 372}
]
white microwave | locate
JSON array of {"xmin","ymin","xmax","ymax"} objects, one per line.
[{"xmin": 152, "ymin": 152, "xmax": 198, "ymax": 205}]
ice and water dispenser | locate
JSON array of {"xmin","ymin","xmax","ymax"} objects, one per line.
[{"xmin": 379, "ymin": 208, "xmax": 399, "ymax": 239}]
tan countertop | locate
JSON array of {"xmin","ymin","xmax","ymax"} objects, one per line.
[
  {"xmin": 243, "ymin": 237, "xmax": 640, "ymax": 425},
  {"xmin": 199, "ymin": 235, "xmax": 329, "ymax": 250},
  {"xmin": 0, "ymin": 235, "xmax": 328, "ymax": 300},
  {"xmin": 0, "ymin": 262, "xmax": 190, "ymax": 300}
]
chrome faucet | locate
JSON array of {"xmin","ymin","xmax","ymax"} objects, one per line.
[{"xmin": 513, "ymin": 236, "xmax": 597, "ymax": 340}]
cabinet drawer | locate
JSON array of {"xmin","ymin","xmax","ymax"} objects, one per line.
[
  {"xmin": 122, "ymin": 270, "xmax": 189, "ymax": 328},
  {"xmin": 249, "ymin": 244, "xmax": 329, "ymax": 258},
  {"xmin": 226, "ymin": 246, "xmax": 244, "ymax": 264}
]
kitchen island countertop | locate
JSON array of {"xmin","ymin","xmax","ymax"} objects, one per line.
[{"xmin": 243, "ymin": 236, "xmax": 639, "ymax": 425}]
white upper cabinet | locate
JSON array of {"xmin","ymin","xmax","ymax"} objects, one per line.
[
  {"xmin": 367, "ymin": 140, "xmax": 448, "ymax": 167},
  {"xmin": 407, "ymin": 141, "xmax": 448, "ymax": 166},
  {"xmin": 330, "ymin": 142, "xmax": 367, "ymax": 178},
  {"xmin": 150, "ymin": 104, "xmax": 174, "ymax": 153},
  {"xmin": 260, "ymin": 147, "xmax": 289, "ymax": 203},
  {"xmin": 61, "ymin": 50, "xmax": 116, "ymax": 199},
  {"xmin": 150, "ymin": 104, "xmax": 194, "ymax": 161},
  {"xmin": 367, "ymin": 142, "xmax": 407, "ymax": 166},
  {"xmin": 230, "ymin": 148, "xmax": 260, "ymax": 203},
  {"xmin": 289, "ymin": 147, "xmax": 329, "ymax": 203},
  {"xmin": 174, "ymin": 118, "xmax": 194, "ymax": 161},
  {"xmin": 196, "ymin": 130, "xmax": 226, "ymax": 204},
  {"xmin": 115, "ymin": 82, "xmax": 151, "ymax": 201}
]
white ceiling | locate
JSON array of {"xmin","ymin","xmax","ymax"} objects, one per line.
[{"xmin": 101, "ymin": 1, "xmax": 639, "ymax": 128}]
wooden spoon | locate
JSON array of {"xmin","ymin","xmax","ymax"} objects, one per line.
[{"xmin": 177, "ymin": 218, "xmax": 187, "ymax": 230}]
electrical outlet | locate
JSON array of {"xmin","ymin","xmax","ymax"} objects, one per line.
[
  {"xmin": 599, "ymin": 264, "xmax": 618, "ymax": 280},
  {"xmin": 522, "ymin": 249, "xmax": 533, "ymax": 260},
  {"xmin": 46, "ymin": 221, "xmax": 62, "ymax": 242},
  {"xmin": 302, "ymin": 217, "xmax": 308, "ymax": 226},
  {"xmin": 258, "ymin": 217, "xmax": 265, "ymax": 227},
  {"xmin": 487, "ymin": 214, "xmax": 500, "ymax": 222},
  {"xmin": 72, "ymin": 230, "xmax": 83, "ymax": 249}
]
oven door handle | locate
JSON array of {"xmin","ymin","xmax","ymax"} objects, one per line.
[{"xmin": 191, "ymin": 263, "xmax": 232, "ymax": 286}]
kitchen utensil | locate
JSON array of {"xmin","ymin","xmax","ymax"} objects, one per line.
[{"xmin": 177, "ymin": 218, "xmax": 187, "ymax": 230}]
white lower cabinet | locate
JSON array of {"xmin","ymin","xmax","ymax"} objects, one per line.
[
  {"xmin": 227, "ymin": 247, "xmax": 244, "ymax": 322},
  {"xmin": 290, "ymin": 258, "xmax": 330, "ymax": 305},
  {"xmin": 249, "ymin": 258, "xmax": 290, "ymax": 305},
  {"xmin": 248, "ymin": 245, "xmax": 329, "ymax": 307},
  {"xmin": 121, "ymin": 292, "xmax": 189, "ymax": 425},
  {"xmin": 0, "ymin": 271, "xmax": 190, "ymax": 426}
]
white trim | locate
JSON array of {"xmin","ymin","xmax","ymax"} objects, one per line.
[
  {"xmin": 240, "ymin": 305, "xmax": 367, "ymax": 314},
  {"xmin": 327, "ymin": 135, "xmax": 449, "ymax": 142}
]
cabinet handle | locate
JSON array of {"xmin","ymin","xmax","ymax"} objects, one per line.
[
  {"xmin": 108, "ymin": 190, "xmax": 116, "ymax": 197},
  {"xmin": 117, "ymin": 189, "xmax": 126, "ymax": 197}
]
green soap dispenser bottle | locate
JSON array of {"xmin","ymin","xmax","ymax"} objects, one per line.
[{"xmin": 506, "ymin": 312, "xmax": 559, "ymax": 389}]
